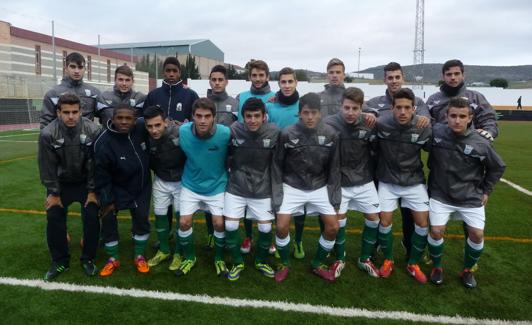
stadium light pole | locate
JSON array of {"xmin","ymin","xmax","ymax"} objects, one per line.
[{"xmin": 357, "ymin": 47, "xmax": 362, "ymax": 76}]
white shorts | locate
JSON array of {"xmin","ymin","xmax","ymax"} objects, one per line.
[
  {"xmin": 339, "ymin": 182, "xmax": 381, "ymax": 214},
  {"xmin": 180, "ymin": 187, "xmax": 224, "ymax": 216},
  {"xmin": 429, "ymin": 198, "xmax": 485, "ymax": 230},
  {"xmin": 152, "ymin": 176, "xmax": 181, "ymax": 215},
  {"xmin": 223, "ymin": 192, "xmax": 275, "ymax": 221},
  {"xmin": 378, "ymin": 182, "xmax": 429, "ymax": 212},
  {"xmin": 278, "ymin": 184, "xmax": 336, "ymax": 216}
]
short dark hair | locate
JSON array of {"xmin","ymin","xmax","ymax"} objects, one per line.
[
  {"xmin": 115, "ymin": 65, "xmax": 134, "ymax": 79},
  {"xmin": 383, "ymin": 62, "xmax": 403, "ymax": 74},
  {"xmin": 326, "ymin": 58, "xmax": 345, "ymax": 72},
  {"xmin": 143, "ymin": 106, "xmax": 165, "ymax": 120},
  {"xmin": 113, "ymin": 103, "xmax": 136, "ymax": 117},
  {"xmin": 248, "ymin": 60, "xmax": 270, "ymax": 76},
  {"xmin": 242, "ymin": 97, "xmax": 266, "ymax": 115},
  {"xmin": 442, "ymin": 59, "xmax": 464, "ymax": 74},
  {"xmin": 192, "ymin": 98, "xmax": 216, "ymax": 116},
  {"xmin": 447, "ymin": 97, "xmax": 473, "ymax": 115},
  {"xmin": 65, "ymin": 52, "xmax": 85, "ymax": 66},
  {"xmin": 57, "ymin": 93, "xmax": 80, "ymax": 110},
  {"xmin": 210, "ymin": 65, "xmax": 227, "ymax": 78},
  {"xmin": 342, "ymin": 87, "xmax": 364, "ymax": 105},
  {"xmin": 392, "ymin": 88, "xmax": 416, "ymax": 107},
  {"xmin": 163, "ymin": 57, "xmax": 181, "ymax": 70},
  {"xmin": 299, "ymin": 92, "xmax": 321, "ymax": 112},
  {"xmin": 278, "ymin": 67, "xmax": 297, "ymax": 80}
]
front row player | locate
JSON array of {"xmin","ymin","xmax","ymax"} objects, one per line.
[
  {"xmin": 39, "ymin": 93, "xmax": 102, "ymax": 280},
  {"xmin": 176, "ymin": 98, "xmax": 231, "ymax": 277},
  {"xmin": 143, "ymin": 106, "xmax": 187, "ymax": 271},
  {"xmin": 94, "ymin": 104, "xmax": 152, "ymax": 276},
  {"xmin": 427, "ymin": 97, "xmax": 505, "ymax": 288},
  {"xmin": 275, "ymin": 92, "xmax": 341, "ymax": 283},
  {"xmin": 375, "ymin": 88, "xmax": 432, "ymax": 283},
  {"xmin": 224, "ymin": 98, "xmax": 281, "ymax": 281},
  {"xmin": 324, "ymin": 87, "xmax": 381, "ymax": 279}
]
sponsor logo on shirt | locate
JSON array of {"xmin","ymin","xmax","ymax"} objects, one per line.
[{"xmin": 208, "ymin": 145, "xmax": 219, "ymax": 151}]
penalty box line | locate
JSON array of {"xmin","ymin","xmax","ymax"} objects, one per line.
[{"xmin": 0, "ymin": 276, "xmax": 528, "ymax": 325}]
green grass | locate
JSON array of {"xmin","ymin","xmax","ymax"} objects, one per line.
[{"xmin": 0, "ymin": 122, "xmax": 531, "ymax": 324}]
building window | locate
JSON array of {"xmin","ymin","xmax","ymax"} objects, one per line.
[
  {"xmin": 35, "ymin": 45, "xmax": 41, "ymax": 75},
  {"xmin": 62, "ymin": 50, "xmax": 67, "ymax": 76},
  {"xmin": 107, "ymin": 59, "xmax": 111, "ymax": 83},
  {"xmin": 87, "ymin": 55, "xmax": 92, "ymax": 80}
]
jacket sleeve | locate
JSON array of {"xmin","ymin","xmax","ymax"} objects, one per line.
[
  {"xmin": 94, "ymin": 140, "xmax": 115, "ymax": 207},
  {"xmin": 481, "ymin": 144, "xmax": 506, "ymax": 195},
  {"xmin": 415, "ymin": 98, "xmax": 431, "ymax": 118},
  {"xmin": 40, "ymin": 92, "xmax": 58, "ymax": 129},
  {"xmin": 473, "ymin": 93, "xmax": 499, "ymax": 139},
  {"xmin": 327, "ymin": 134, "xmax": 342, "ymax": 211},
  {"xmin": 38, "ymin": 131, "xmax": 60, "ymax": 195}
]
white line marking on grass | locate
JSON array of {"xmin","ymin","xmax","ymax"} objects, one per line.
[
  {"xmin": 0, "ymin": 140, "xmax": 38, "ymax": 143},
  {"xmin": 501, "ymin": 178, "xmax": 532, "ymax": 196},
  {"xmin": 0, "ymin": 132, "xmax": 39, "ymax": 138},
  {"xmin": 0, "ymin": 277, "xmax": 528, "ymax": 325}
]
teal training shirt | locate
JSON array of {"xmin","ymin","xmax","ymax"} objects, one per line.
[
  {"xmin": 266, "ymin": 100, "xmax": 299, "ymax": 129},
  {"xmin": 238, "ymin": 90, "xmax": 275, "ymax": 122},
  {"xmin": 179, "ymin": 122, "xmax": 230, "ymax": 196}
]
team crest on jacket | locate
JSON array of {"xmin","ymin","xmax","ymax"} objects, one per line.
[
  {"xmin": 176, "ymin": 103, "xmax": 182, "ymax": 111},
  {"xmin": 141, "ymin": 142, "xmax": 147, "ymax": 150},
  {"xmin": 130, "ymin": 99, "xmax": 136, "ymax": 107},
  {"xmin": 85, "ymin": 89, "xmax": 91, "ymax": 96},
  {"xmin": 464, "ymin": 144, "xmax": 473, "ymax": 155},
  {"xmin": 226, "ymin": 105, "xmax": 232, "ymax": 112},
  {"xmin": 411, "ymin": 134, "xmax": 419, "ymax": 142},
  {"xmin": 318, "ymin": 136, "xmax": 325, "ymax": 145},
  {"xmin": 358, "ymin": 130, "xmax": 367, "ymax": 139},
  {"xmin": 80, "ymin": 134, "xmax": 87, "ymax": 144},
  {"xmin": 263, "ymin": 139, "xmax": 271, "ymax": 148},
  {"xmin": 172, "ymin": 138, "xmax": 179, "ymax": 146}
]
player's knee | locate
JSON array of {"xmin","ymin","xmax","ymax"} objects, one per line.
[
  {"xmin": 468, "ymin": 230, "xmax": 484, "ymax": 243},
  {"xmin": 179, "ymin": 217, "xmax": 193, "ymax": 230},
  {"xmin": 225, "ymin": 219, "xmax": 239, "ymax": 232},
  {"xmin": 430, "ymin": 227, "xmax": 445, "ymax": 240}
]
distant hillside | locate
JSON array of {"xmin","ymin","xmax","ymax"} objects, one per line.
[{"xmin": 360, "ymin": 64, "xmax": 532, "ymax": 84}]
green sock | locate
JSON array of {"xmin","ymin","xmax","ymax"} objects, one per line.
[
  {"xmin": 133, "ymin": 238, "xmax": 148, "ymax": 257},
  {"xmin": 360, "ymin": 223, "xmax": 379, "ymax": 260},
  {"xmin": 179, "ymin": 231, "xmax": 195, "ymax": 260},
  {"xmin": 378, "ymin": 225, "xmax": 394, "ymax": 260},
  {"xmin": 104, "ymin": 243, "xmax": 119, "ymax": 260},
  {"xmin": 408, "ymin": 229, "xmax": 428, "ymax": 264},
  {"xmin": 428, "ymin": 237, "xmax": 444, "ymax": 268},
  {"xmin": 464, "ymin": 240, "xmax": 483, "ymax": 269},
  {"xmin": 334, "ymin": 224, "xmax": 346, "ymax": 261},
  {"xmin": 155, "ymin": 214, "xmax": 170, "ymax": 253},
  {"xmin": 294, "ymin": 214, "xmax": 305, "ymax": 243},
  {"xmin": 255, "ymin": 230, "xmax": 272, "ymax": 264},
  {"xmin": 174, "ymin": 212, "xmax": 182, "ymax": 255},
  {"xmin": 225, "ymin": 229, "xmax": 243, "ymax": 265},
  {"xmin": 214, "ymin": 233, "xmax": 225, "ymax": 262},
  {"xmin": 204, "ymin": 212, "xmax": 214, "ymax": 235},
  {"xmin": 311, "ymin": 243, "xmax": 330, "ymax": 269},
  {"xmin": 277, "ymin": 242, "xmax": 290, "ymax": 266}
]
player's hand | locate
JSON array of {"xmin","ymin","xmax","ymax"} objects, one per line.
[
  {"xmin": 45, "ymin": 194, "xmax": 63, "ymax": 210},
  {"xmin": 362, "ymin": 113, "xmax": 376, "ymax": 128},
  {"xmin": 481, "ymin": 194, "xmax": 489, "ymax": 206},
  {"xmin": 173, "ymin": 120, "xmax": 184, "ymax": 126},
  {"xmin": 476, "ymin": 129, "xmax": 494, "ymax": 142},
  {"xmin": 268, "ymin": 96, "xmax": 278, "ymax": 103},
  {"xmin": 100, "ymin": 203, "xmax": 115, "ymax": 218},
  {"xmin": 84, "ymin": 192, "xmax": 98, "ymax": 207},
  {"xmin": 416, "ymin": 116, "xmax": 430, "ymax": 128}
]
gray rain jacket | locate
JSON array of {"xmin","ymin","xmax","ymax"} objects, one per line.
[
  {"xmin": 147, "ymin": 123, "xmax": 186, "ymax": 182},
  {"xmin": 319, "ymin": 84, "xmax": 345, "ymax": 117},
  {"xmin": 365, "ymin": 89, "xmax": 430, "ymax": 118},
  {"xmin": 40, "ymin": 77, "xmax": 101, "ymax": 129},
  {"xmin": 376, "ymin": 114, "xmax": 432, "ymax": 186},
  {"xmin": 277, "ymin": 121, "xmax": 341, "ymax": 210},
  {"xmin": 207, "ymin": 89, "xmax": 238, "ymax": 127},
  {"xmin": 38, "ymin": 117, "xmax": 102, "ymax": 194},
  {"xmin": 97, "ymin": 87, "xmax": 146, "ymax": 127},
  {"xmin": 428, "ymin": 123, "xmax": 505, "ymax": 208}
]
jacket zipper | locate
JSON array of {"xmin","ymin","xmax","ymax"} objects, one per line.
[{"xmin": 128, "ymin": 135, "xmax": 144, "ymax": 187}]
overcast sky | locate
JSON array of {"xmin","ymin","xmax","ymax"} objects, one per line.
[{"xmin": 1, "ymin": 0, "xmax": 531, "ymax": 72}]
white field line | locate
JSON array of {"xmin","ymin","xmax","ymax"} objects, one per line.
[
  {"xmin": 0, "ymin": 277, "xmax": 528, "ymax": 325},
  {"xmin": 0, "ymin": 132, "xmax": 39, "ymax": 138},
  {"xmin": 501, "ymin": 178, "xmax": 532, "ymax": 196},
  {"xmin": 0, "ymin": 140, "xmax": 37, "ymax": 143}
]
